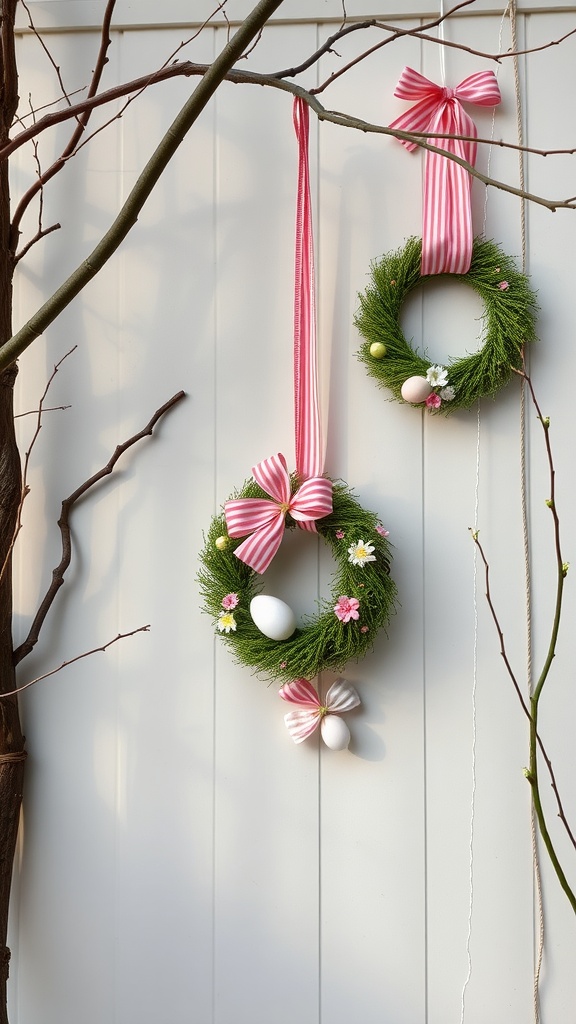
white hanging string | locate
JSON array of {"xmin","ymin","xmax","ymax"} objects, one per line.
[
  {"xmin": 508, "ymin": 3, "xmax": 545, "ymax": 1018},
  {"xmin": 438, "ymin": 0, "xmax": 447, "ymax": 85},
  {"xmin": 459, "ymin": 7, "xmax": 509, "ymax": 1022}
]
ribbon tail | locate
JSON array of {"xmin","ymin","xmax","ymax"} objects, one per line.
[
  {"xmin": 232, "ymin": 513, "xmax": 286, "ymax": 575},
  {"xmin": 284, "ymin": 708, "xmax": 321, "ymax": 743},
  {"xmin": 280, "ymin": 679, "xmax": 321, "ymax": 707},
  {"xmin": 421, "ymin": 106, "xmax": 477, "ymax": 276},
  {"xmin": 325, "ymin": 679, "xmax": 361, "ymax": 715}
]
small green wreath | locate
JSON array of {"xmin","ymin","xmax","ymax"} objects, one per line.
[
  {"xmin": 355, "ymin": 237, "xmax": 538, "ymax": 413},
  {"xmin": 198, "ymin": 478, "xmax": 397, "ymax": 684}
]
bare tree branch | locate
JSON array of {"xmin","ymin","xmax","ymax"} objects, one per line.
[
  {"xmin": 18, "ymin": 0, "xmax": 83, "ymax": 120},
  {"xmin": 10, "ymin": 0, "xmax": 118, "ymax": 252},
  {"xmin": 0, "ymin": 346, "xmax": 76, "ymax": 591},
  {"xmin": 4, "ymin": 15, "xmax": 576, "ymax": 166},
  {"xmin": 13, "ymin": 389, "xmax": 185, "ymax": 666},
  {"xmin": 4, "ymin": 626, "xmax": 150, "ymax": 696},
  {"xmin": 472, "ymin": 528, "xmax": 576, "ymax": 856},
  {"xmin": 0, "ymin": 0, "xmax": 287, "ymax": 371},
  {"xmin": 0, "ymin": 0, "xmax": 19, "ymax": 135},
  {"xmin": 15, "ymin": 405, "xmax": 71, "ymax": 418},
  {"xmin": 5, "ymin": 65, "xmax": 574, "ymax": 177}
]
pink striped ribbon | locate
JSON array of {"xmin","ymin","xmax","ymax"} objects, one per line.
[
  {"xmin": 293, "ymin": 96, "xmax": 322, "ymax": 483},
  {"xmin": 224, "ymin": 98, "xmax": 331, "ymax": 575},
  {"xmin": 279, "ymin": 678, "xmax": 360, "ymax": 744},
  {"xmin": 225, "ymin": 454, "xmax": 332, "ymax": 575},
  {"xmin": 389, "ymin": 66, "xmax": 501, "ymax": 275}
]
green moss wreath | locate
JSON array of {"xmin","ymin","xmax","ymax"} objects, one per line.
[
  {"xmin": 198, "ymin": 478, "xmax": 397, "ymax": 684},
  {"xmin": 355, "ymin": 237, "xmax": 538, "ymax": 413}
]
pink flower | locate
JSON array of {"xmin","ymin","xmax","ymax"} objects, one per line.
[
  {"xmin": 498, "ymin": 280, "xmax": 509, "ymax": 291},
  {"xmin": 426, "ymin": 393, "xmax": 442, "ymax": 410},
  {"xmin": 280, "ymin": 661, "xmax": 287, "ymax": 670},
  {"xmin": 335, "ymin": 529, "xmax": 345, "ymax": 540},
  {"xmin": 334, "ymin": 596, "xmax": 360, "ymax": 623},
  {"xmin": 376, "ymin": 525, "xmax": 389, "ymax": 537},
  {"xmin": 221, "ymin": 592, "xmax": 239, "ymax": 610},
  {"xmin": 360, "ymin": 625, "xmax": 369, "ymax": 634}
]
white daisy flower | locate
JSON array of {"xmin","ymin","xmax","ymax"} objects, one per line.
[
  {"xmin": 426, "ymin": 364, "xmax": 449, "ymax": 388},
  {"xmin": 439, "ymin": 385, "xmax": 455, "ymax": 401},
  {"xmin": 217, "ymin": 612, "xmax": 237, "ymax": 633},
  {"xmin": 347, "ymin": 540, "xmax": 376, "ymax": 567}
]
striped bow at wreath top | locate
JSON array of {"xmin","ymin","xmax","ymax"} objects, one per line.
[
  {"xmin": 389, "ymin": 66, "xmax": 501, "ymax": 276},
  {"xmin": 225, "ymin": 100, "xmax": 332, "ymax": 577},
  {"xmin": 224, "ymin": 453, "xmax": 333, "ymax": 576}
]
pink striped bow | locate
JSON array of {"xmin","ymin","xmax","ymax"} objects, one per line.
[
  {"xmin": 225, "ymin": 453, "xmax": 333, "ymax": 575},
  {"xmin": 279, "ymin": 678, "xmax": 360, "ymax": 744},
  {"xmin": 389, "ymin": 66, "xmax": 501, "ymax": 275}
]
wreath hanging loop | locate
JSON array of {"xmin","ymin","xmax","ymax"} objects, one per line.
[
  {"xmin": 355, "ymin": 237, "xmax": 538, "ymax": 413},
  {"xmin": 198, "ymin": 470, "xmax": 397, "ymax": 685}
]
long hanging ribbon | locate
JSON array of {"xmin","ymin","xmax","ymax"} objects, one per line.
[
  {"xmin": 389, "ymin": 66, "xmax": 501, "ymax": 276},
  {"xmin": 292, "ymin": 96, "xmax": 322, "ymax": 483},
  {"xmin": 225, "ymin": 98, "xmax": 332, "ymax": 574}
]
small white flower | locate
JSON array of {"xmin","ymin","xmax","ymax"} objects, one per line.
[
  {"xmin": 426, "ymin": 364, "xmax": 449, "ymax": 389},
  {"xmin": 217, "ymin": 612, "xmax": 237, "ymax": 633},
  {"xmin": 347, "ymin": 540, "xmax": 376, "ymax": 567},
  {"xmin": 439, "ymin": 385, "xmax": 455, "ymax": 401}
]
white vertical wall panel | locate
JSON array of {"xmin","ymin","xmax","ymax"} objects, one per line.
[
  {"xmin": 7, "ymin": 5, "xmax": 576, "ymax": 1024},
  {"xmin": 211, "ymin": 23, "xmax": 321, "ymax": 1024},
  {"xmin": 318, "ymin": 23, "xmax": 427, "ymax": 1024}
]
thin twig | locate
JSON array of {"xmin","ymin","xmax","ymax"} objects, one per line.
[
  {"xmin": 15, "ymin": 405, "xmax": 71, "ymax": 418},
  {"xmin": 471, "ymin": 527, "xmax": 576, "ymax": 853},
  {"xmin": 470, "ymin": 528, "xmax": 532, "ymax": 721},
  {"xmin": 19, "ymin": 0, "xmax": 80, "ymax": 117},
  {"xmin": 14, "ymin": 223, "xmax": 61, "ymax": 263},
  {"xmin": 473, "ymin": 364, "xmax": 576, "ymax": 912},
  {"xmin": 271, "ymin": 2, "xmax": 475, "ymax": 80},
  {"xmin": 10, "ymin": 0, "xmax": 118, "ymax": 253},
  {"xmin": 0, "ymin": 0, "xmax": 288, "ymax": 372},
  {"xmin": 0, "ymin": 346, "xmax": 77, "ymax": 592},
  {"xmin": 13, "ymin": 389, "xmax": 185, "ymax": 666},
  {"xmin": 5, "ymin": 45, "xmax": 576, "ymax": 169},
  {"xmin": 3, "ymin": 627, "xmax": 150, "ymax": 697},
  {"xmin": 68, "ymin": 1, "xmax": 237, "ymax": 162}
]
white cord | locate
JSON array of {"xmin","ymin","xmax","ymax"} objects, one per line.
[
  {"xmin": 438, "ymin": 0, "xmax": 447, "ymax": 86},
  {"xmin": 459, "ymin": 8, "xmax": 509, "ymax": 1022}
]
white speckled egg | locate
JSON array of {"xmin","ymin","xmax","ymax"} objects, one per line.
[
  {"xmin": 400, "ymin": 375, "xmax": 432, "ymax": 404},
  {"xmin": 320, "ymin": 714, "xmax": 351, "ymax": 751},
  {"xmin": 250, "ymin": 595, "xmax": 297, "ymax": 641}
]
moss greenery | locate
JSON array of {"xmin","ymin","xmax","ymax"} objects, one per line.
[
  {"xmin": 355, "ymin": 236, "xmax": 538, "ymax": 413},
  {"xmin": 198, "ymin": 478, "xmax": 397, "ymax": 683}
]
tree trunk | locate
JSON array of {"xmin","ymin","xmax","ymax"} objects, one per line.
[
  {"xmin": 0, "ymin": 5, "xmax": 26, "ymax": 1021},
  {"xmin": 0, "ymin": 361, "xmax": 24, "ymax": 1024}
]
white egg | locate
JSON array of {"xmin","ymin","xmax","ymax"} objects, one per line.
[
  {"xmin": 400, "ymin": 375, "xmax": 432, "ymax": 404},
  {"xmin": 320, "ymin": 715, "xmax": 351, "ymax": 751},
  {"xmin": 250, "ymin": 595, "xmax": 297, "ymax": 641}
]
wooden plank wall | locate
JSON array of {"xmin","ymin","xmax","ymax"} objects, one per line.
[{"xmin": 9, "ymin": 2, "xmax": 576, "ymax": 1022}]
